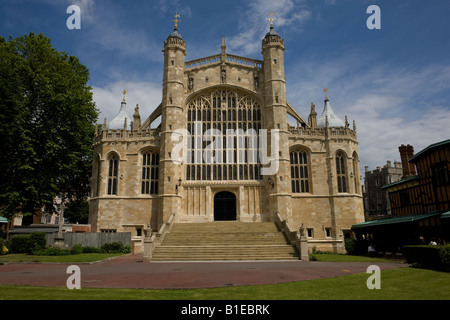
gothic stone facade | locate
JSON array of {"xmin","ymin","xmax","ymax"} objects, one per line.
[{"xmin": 88, "ymin": 26, "xmax": 364, "ymax": 254}]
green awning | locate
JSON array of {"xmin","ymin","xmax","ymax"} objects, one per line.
[
  {"xmin": 352, "ymin": 211, "xmax": 441, "ymax": 229},
  {"xmin": 441, "ymin": 211, "xmax": 450, "ymax": 219},
  {"xmin": 0, "ymin": 217, "xmax": 8, "ymax": 223}
]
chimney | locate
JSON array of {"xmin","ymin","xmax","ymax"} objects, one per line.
[{"xmin": 398, "ymin": 144, "xmax": 417, "ymax": 178}]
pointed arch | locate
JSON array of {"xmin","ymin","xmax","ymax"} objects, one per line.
[
  {"xmin": 289, "ymin": 145, "xmax": 312, "ymax": 193},
  {"xmin": 335, "ymin": 150, "xmax": 348, "ymax": 193},
  {"xmin": 185, "ymin": 86, "xmax": 263, "ymax": 182},
  {"xmin": 107, "ymin": 152, "xmax": 119, "ymax": 195}
]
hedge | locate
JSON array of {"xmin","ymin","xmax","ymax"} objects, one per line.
[
  {"xmin": 10, "ymin": 232, "xmax": 47, "ymax": 254},
  {"xmin": 403, "ymin": 245, "xmax": 450, "ymax": 272}
]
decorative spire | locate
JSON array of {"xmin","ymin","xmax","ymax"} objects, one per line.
[
  {"xmin": 263, "ymin": 13, "xmax": 282, "ymax": 42},
  {"xmin": 317, "ymin": 88, "xmax": 345, "ymax": 128},
  {"xmin": 166, "ymin": 13, "xmax": 184, "ymax": 41},
  {"xmin": 109, "ymin": 91, "xmax": 131, "ymax": 130},
  {"xmin": 173, "ymin": 13, "xmax": 181, "ymax": 30},
  {"xmin": 268, "ymin": 12, "xmax": 275, "ymax": 29},
  {"xmin": 308, "ymin": 102, "xmax": 317, "ymax": 128},
  {"xmin": 221, "ymin": 34, "xmax": 226, "ymax": 54}
]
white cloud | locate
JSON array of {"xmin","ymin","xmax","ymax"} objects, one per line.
[
  {"xmin": 71, "ymin": 0, "xmax": 96, "ymax": 24},
  {"xmin": 154, "ymin": 0, "xmax": 192, "ymax": 18},
  {"xmin": 285, "ymin": 50, "xmax": 450, "ymax": 173},
  {"xmin": 227, "ymin": 0, "xmax": 311, "ymax": 56},
  {"xmin": 92, "ymin": 81, "xmax": 162, "ymax": 128},
  {"xmin": 41, "ymin": 0, "xmax": 96, "ymax": 23}
]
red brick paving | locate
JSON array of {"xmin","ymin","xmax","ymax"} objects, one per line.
[{"xmin": 0, "ymin": 254, "xmax": 407, "ymax": 289}]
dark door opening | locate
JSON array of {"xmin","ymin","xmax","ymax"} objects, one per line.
[{"xmin": 214, "ymin": 191, "xmax": 237, "ymax": 221}]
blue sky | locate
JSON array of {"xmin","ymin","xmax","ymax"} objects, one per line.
[{"xmin": 1, "ymin": 0, "xmax": 450, "ymax": 173}]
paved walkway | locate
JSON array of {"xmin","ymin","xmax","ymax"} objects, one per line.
[{"xmin": 0, "ymin": 254, "xmax": 408, "ymax": 289}]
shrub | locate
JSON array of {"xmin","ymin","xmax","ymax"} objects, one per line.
[
  {"xmin": 10, "ymin": 232, "xmax": 47, "ymax": 254},
  {"xmin": 70, "ymin": 244, "xmax": 83, "ymax": 255},
  {"xmin": 404, "ymin": 245, "xmax": 449, "ymax": 271},
  {"xmin": 81, "ymin": 246, "xmax": 101, "ymax": 253},
  {"xmin": 345, "ymin": 238, "xmax": 357, "ymax": 255},
  {"xmin": 123, "ymin": 244, "xmax": 131, "ymax": 254},
  {"xmin": 29, "ymin": 232, "xmax": 46, "ymax": 251},
  {"xmin": 345, "ymin": 238, "xmax": 367, "ymax": 256},
  {"xmin": 439, "ymin": 245, "xmax": 450, "ymax": 271},
  {"xmin": 101, "ymin": 242, "xmax": 125, "ymax": 253},
  {"xmin": 10, "ymin": 235, "xmax": 31, "ymax": 253}
]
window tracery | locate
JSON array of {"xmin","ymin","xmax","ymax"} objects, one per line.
[
  {"xmin": 290, "ymin": 150, "xmax": 310, "ymax": 193},
  {"xmin": 186, "ymin": 89, "xmax": 262, "ymax": 181}
]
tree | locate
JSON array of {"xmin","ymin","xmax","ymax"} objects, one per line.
[
  {"xmin": 64, "ymin": 198, "xmax": 89, "ymax": 224},
  {"xmin": 0, "ymin": 33, "xmax": 98, "ymax": 222}
]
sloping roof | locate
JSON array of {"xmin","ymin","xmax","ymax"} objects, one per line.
[
  {"xmin": 168, "ymin": 29, "xmax": 183, "ymax": 40},
  {"xmin": 317, "ymin": 99, "xmax": 345, "ymax": 128},
  {"xmin": 381, "ymin": 175, "xmax": 420, "ymax": 189},
  {"xmin": 441, "ymin": 211, "xmax": 450, "ymax": 219},
  {"xmin": 265, "ymin": 26, "xmax": 280, "ymax": 38},
  {"xmin": 109, "ymin": 101, "xmax": 131, "ymax": 130},
  {"xmin": 352, "ymin": 211, "xmax": 441, "ymax": 229},
  {"xmin": 408, "ymin": 139, "xmax": 450, "ymax": 163}
]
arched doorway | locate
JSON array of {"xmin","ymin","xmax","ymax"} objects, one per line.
[{"xmin": 214, "ymin": 191, "xmax": 237, "ymax": 221}]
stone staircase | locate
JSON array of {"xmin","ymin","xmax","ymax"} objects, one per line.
[{"xmin": 151, "ymin": 221, "xmax": 299, "ymax": 261}]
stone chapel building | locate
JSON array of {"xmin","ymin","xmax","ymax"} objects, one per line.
[{"xmin": 88, "ymin": 21, "xmax": 364, "ymax": 256}]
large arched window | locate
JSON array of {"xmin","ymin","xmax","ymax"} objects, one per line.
[
  {"xmin": 186, "ymin": 89, "xmax": 262, "ymax": 181},
  {"xmin": 336, "ymin": 151, "xmax": 347, "ymax": 193},
  {"xmin": 290, "ymin": 150, "xmax": 310, "ymax": 193},
  {"xmin": 107, "ymin": 154, "xmax": 119, "ymax": 195},
  {"xmin": 142, "ymin": 151, "xmax": 159, "ymax": 195}
]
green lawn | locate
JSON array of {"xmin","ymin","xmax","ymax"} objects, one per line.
[
  {"xmin": 311, "ymin": 253, "xmax": 404, "ymax": 263},
  {"xmin": 1, "ymin": 267, "xmax": 449, "ymax": 300}
]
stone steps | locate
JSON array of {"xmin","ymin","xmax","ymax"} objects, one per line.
[{"xmin": 151, "ymin": 222, "xmax": 299, "ymax": 261}]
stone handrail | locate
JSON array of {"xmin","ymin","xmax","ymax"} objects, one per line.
[
  {"xmin": 185, "ymin": 54, "xmax": 221, "ymax": 69},
  {"xmin": 185, "ymin": 53, "xmax": 263, "ymax": 70},
  {"xmin": 274, "ymin": 213, "xmax": 308, "ymax": 260},
  {"xmin": 226, "ymin": 54, "xmax": 263, "ymax": 68},
  {"xmin": 94, "ymin": 129, "xmax": 160, "ymax": 144},
  {"xmin": 155, "ymin": 213, "xmax": 176, "ymax": 244},
  {"xmin": 274, "ymin": 213, "xmax": 298, "ymax": 246},
  {"xmin": 143, "ymin": 213, "xmax": 176, "ymax": 261},
  {"xmin": 288, "ymin": 126, "xmax": 357, "ymax": 139}
]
